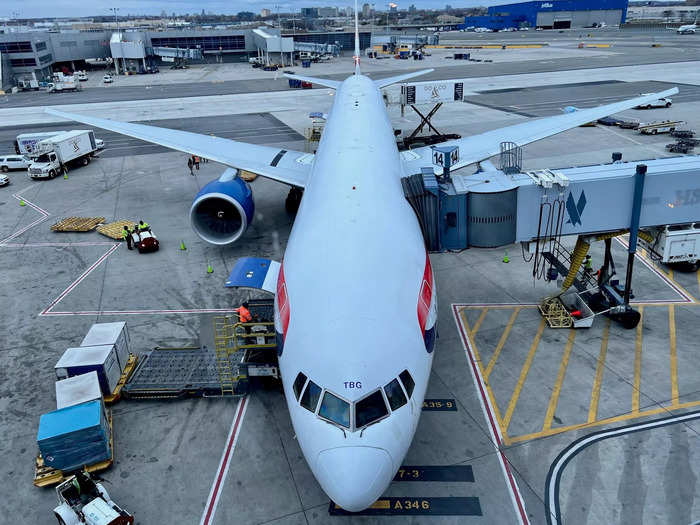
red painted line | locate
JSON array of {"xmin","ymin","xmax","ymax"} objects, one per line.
[
  {"xmin": 41, "ymin": 243, "xmax": 120, "ymax": 315},
  {"xmin": 201, "ymin": 397, "xmax": 248, "ymax": 525},
  {"xmin": 452, "ymin": 304, "xmax": 530, "ymax": 525}
]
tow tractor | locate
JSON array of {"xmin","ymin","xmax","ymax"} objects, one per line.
[
  {"xmin": 130, "ymin": 229, "xmax": 159, "ymax": 253},
  {"xmin": 53, "ymin": 471, "xmax": 133, "ymax": 525}
]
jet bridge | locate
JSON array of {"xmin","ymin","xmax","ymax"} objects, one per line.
[
  {"xmin": 404, "ymin": 154, "xmax": 700, "ymax": 254},
  {"xmin": 405, "ymin": 153, "xmax": 700, "ymax": 329}
]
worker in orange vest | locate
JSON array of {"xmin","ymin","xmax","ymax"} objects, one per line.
[{"xmin": 235, "ymin": 301, "xmax": 252, "ymax": 323}]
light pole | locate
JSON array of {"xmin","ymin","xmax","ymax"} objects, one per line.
[
  {"xmin": 110, "ymin": 7, "xmax": 126, "ymax": 75},
  {"xmin": 12, "ymin": 11, "xmax": 19, "ymax": 32}
]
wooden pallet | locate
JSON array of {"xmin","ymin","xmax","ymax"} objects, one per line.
[
  {"xmin": 51, "ymin": 217, "xmax": 105, "ymax": 232},
  {"xmin": 34, "ymin": 412, "xmax": 114, "ymax": 488},
  {"xmin": 96, "ymin": 220, "xmax": 136, "ymax": 240}
]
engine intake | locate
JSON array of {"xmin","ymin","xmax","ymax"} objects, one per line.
[{"xmin": 189, "ymin": 169, "xmax": 254, "ymax": 246}]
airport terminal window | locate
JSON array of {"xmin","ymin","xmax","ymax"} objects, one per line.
[
  {"xmin": 300, "ymin": 380, "xmax": 321, "ymax": 412},
  {"xmin": 34, "ymin": 41, "xmax": 47, "ymax": 51},
  {"xmin": 319, "ymin": 391, "xmax": 350, "ymax": 428},
  {"xmin": 384, "ymin": 379, "xmax": 407, "ymax": 411},
  {"xmin": 355, "ymin": 390, "xmax": 389, "ymax": 428},
  {"xmin": 0, "ymin": 41, "xmax": 32, "ymax": 53},
  {"xmin": 38, "ymin": 54, "xmax": 53, "ymax": 64},
  {"xmin": 10, "ymin": 58, "xmax": 36, "ymax": 67},
  {"xmin": 60, "ymin": 41, "xmax": 78, "ymax": 47},
  {"xmin": 293, "ymin": 372, "xmax": 307, "ymax": 400},
  {"xmin": 399, "ymin": 370, "xmax": 415, "ymax": 398}
]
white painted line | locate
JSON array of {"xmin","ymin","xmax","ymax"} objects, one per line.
[
  {"xmin": 452, "ymin": 304, "xmax": 530, "ymax": 525},
  {"xmin": 200, "ymin": 397, "xmax": 249, "ymax": 525},
  {"xmin": 40, "ymin": 243, "xmax": 120, "ymax": 315},
  {"xmin": 545, "ymin": 409, "xmax": 700, "ymax": 525}
]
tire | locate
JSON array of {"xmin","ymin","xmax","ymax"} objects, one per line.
[
  {"xmin": 666, "ymin": 102, "xmax": 671, "ymax": 108},
  {"xmin": 646, "ymin": 105, "xmax": 652, "ymax": 109},
  {"xmin": 49, "ymin": 169, "xmax": 56, "ymax": 178},
  {"xmin": 670, "ymin": 128, "xmax": 675, "ymax": 132},
  {"xmin": 0, "ymin": 166, "xmax": 7, "ymax": 173},
  {"xmin": 82, "ymin": 156, "xmax": 90, "ymax": 166},
  {"xmin": 652, "ymin": 129, "xmax": 657, "ymax": 135}
]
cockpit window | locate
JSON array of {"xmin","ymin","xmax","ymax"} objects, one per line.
[
  {"xmin": 384, "ymin": 379, "xmax": 407, "ymax": 411},
  {"xmin": 293, "ymin": 372, "xmax": 307, "ymax": 400},
  {"xmin": 300, "ymin": 380, "xmax": 321, "ymax": 412},
  {"xmin": 319, "ymin": 391, "xmax": 351, "ymax": 428},
  {"xmin": 355, "ymin": 390, "xmax": 389, "ymax": 428},
  {"xmin": 399, "ymin": 370, "xmax": 415, "ymax": 398}
]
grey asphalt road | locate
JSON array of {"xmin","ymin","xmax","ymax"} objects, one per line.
[
  {"xmin": 466, "ymin": 80, "xmax": 700, "ymax": 117},
  {"xmin": 0, "ymin": 113, "xmax": 304, "ymax": 158},
  {"xmin": 2, "ymin": 38, "xmax": 699, "ymax": 109}
]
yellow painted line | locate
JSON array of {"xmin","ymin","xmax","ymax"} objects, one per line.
[
  {"xmin": 632, "ymin": 306, "xmax": 644, "ymax": 413},
  {"xmin": 459, "ymin": 308, "xmax": 509, "ymax": 442},
  {"xmin": 542, "ymin": 329, "xmax": 576, "ymax": 431},
  {"xmin": 669, "ymin": 305, "xmax": 679, "ymax": 406},
  {"xmin": 371, "ymin": 500, "xmax": 391, "ymax": 510},
  {"xmin": 485, "ymin": 307, "xmax": 521, "ymax": 379},
  {"xmin": 509, "ymin": 398, "xmax": 700, "ymax": 444},
  {"xmin": 588, "ymin": 318, "xmax": 610, "ymax": 423},
  {"xmin": 502, "ymin": 318, "xmax": 545, "ymax": 431},
  {"xmin": 469, "ymin": 308, "xmax": 489, "ymax": 338}
]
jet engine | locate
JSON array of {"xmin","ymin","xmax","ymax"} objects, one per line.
[{"xmin": 189, "ymin": 168, "xmax": 254, "ymax": 246}]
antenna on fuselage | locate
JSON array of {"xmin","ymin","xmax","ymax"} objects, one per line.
[{"xmin": 353, "ymin": 0, "xmax": 361, "ymax": 74}]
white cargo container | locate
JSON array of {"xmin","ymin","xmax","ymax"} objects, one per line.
[
  {"xmin": 28, "ymin": 130, "xmax": 98, "ymax": 179},
  {"xmin": 55, "ymin": 346, "xmax": 123, "ymax": 395},
  {"xmin": 55, "ymin": 371, "xmax": 103, "ymax": 409},
  {"xmin": 15, "ymin": 131, "xmax": 68, "ymax": 156},
  {"xmin": 80, "ymin": 322, "xmax": 130, "ymax": 370}
]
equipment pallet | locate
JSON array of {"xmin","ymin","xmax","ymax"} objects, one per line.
[
  {"xmin": 104, "ymin": 354, "xmax": 138, "ymax": 404},
  {"xmin": 51, "ymin": 217, "xmax": 105, "ymax": 232},
  {"xmin": 33, "ymin": 413, "xmax": 114, "ymax": 488}
]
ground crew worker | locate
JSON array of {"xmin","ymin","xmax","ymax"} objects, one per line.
[
  {"xmin": 583, "ymin": 254, "xmax": 593, "ymax": 275},
  {"xmin": 123, "ymin": 225, "xmax": 133, "ymax": 250},
  {"xmin": 235, "ymin": 301, "xmax": 252, "ymax": 323},
  {"xmin": 193, "ymin": 155, "xmax": 200, "ymax": 170},
  {"xmin": 187, "ymin": 157, "xmax": 193, "ymax": 175},
  {"xmin": 138, "ymin": 220, "xmax": 150, "ymax": 232}
]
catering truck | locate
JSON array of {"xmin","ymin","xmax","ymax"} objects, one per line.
[
  {"xmin": 28, "ymin": 130, "xmax": 98, "ymax": 179},
  {"xmin": 15, "ymin": 131, "xmax": 68, "ymax": 155}
]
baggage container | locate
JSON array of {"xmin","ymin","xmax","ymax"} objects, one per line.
[
  {"xmin": 37, "ymin": 400, "xmax": 111, "ymax": 472},
  {"xmin": 80, "ymin": 322, "xmax": 130, "ymax": 370},
  {"xmin": 56, "ymin": 371, "xmax": 103, "ymax": 409},
  {"xmin": 55, "ymin": 346, "xmax": 122, "ymax": 395}
]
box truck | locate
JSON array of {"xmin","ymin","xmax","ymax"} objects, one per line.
[{"xmin": 28, "ymin": 130, "xmax": 98, "ymax": 179}]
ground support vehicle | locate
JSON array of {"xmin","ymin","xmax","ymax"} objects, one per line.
[
  {"xmin": 28, "ymin": 130, "xmax": 99, "ymax": 179},
  {"xmin": 53, "ymin": 471, "xmax": 133, "ymax": 525}
]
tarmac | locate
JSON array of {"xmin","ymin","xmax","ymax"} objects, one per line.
[{"xmin": 1, "ymin": 29, "xmax": 700, "ymax": 525}]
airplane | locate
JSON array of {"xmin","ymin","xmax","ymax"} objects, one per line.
[
  {"xmin": 677, "ymin": 23, "xmax": 697, "ymax": 34},
  {"xmin": 47, "ymin": 3, "xmax": 679, "ymax": 512}
]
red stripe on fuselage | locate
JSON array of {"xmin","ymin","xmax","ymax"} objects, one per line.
[{"xmin": 417, "ymin": 253, "xmax": 433, "ymax": 331}]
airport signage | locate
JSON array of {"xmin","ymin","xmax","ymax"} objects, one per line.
[
  {"xmin": 432, "ymin": 147, "xmax": 459, "ymax": 169},
  {"xmin": 402, "ymin": 81, "xmax": 465, "ymax": 105}
]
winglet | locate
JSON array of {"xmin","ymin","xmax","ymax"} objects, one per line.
[
  {"xmin": 374, "ymin": 69, "xmax": 434, "ymax": 89},
  {"xmin": 353, "ymin": 0, "xmax": 361, "ymax": 74}
]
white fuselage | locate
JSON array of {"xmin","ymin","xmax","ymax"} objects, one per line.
[{"xmin": 275, "ymin": 74, "xmax": 437, "ymax": 511}]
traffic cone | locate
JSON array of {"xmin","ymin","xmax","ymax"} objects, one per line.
[
  {"xmin": 503, "ymin": 250, "xmax": 509, "ymax": 263},
  {"xmin": 207, "ymin": 264, "xmax": 213, "ymax": 274},
  {"xmin": 19, "ymin": 199, "xmax": 25, "ymax": 207},
  {"xmin": 63, "ymin": 172, "xmax": 68, "ymax": 180},
  {"xmin": 180, "ymin": 241, "xmax": 186, "ymax": 251}
]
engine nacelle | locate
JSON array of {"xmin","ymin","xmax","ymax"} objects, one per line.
[{"xmin": 189, "ymin": 169, "xmax": 254, "ymax": 246}]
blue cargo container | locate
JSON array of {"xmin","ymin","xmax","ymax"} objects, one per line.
[{"xmin": 37, "ymin": 400, "xmax": 111, "ymax": 472}]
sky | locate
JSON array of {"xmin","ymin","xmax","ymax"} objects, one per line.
[{"xmin": 5, "ymin": 0, "xmax": 518, "ymax": 19}]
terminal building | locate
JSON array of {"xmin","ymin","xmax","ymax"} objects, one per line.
[
  {"xmin": 463, "ymin": 0, "xmax": 629, "ymax": 30},
  {"xmin": 0, "ymin": 27, "xmax": 371, "ymax": 89}
]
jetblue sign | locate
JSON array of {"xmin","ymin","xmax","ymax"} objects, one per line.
[{"xmin": 541, "ymin": 2, "xmax": 553, "ymax": 7}]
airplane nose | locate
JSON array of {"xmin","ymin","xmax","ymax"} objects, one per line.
[{"xmin": 315, "ymin": 446, "xmax": 394, "ymax": 512}]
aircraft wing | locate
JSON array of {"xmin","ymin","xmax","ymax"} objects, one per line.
[
  {"xmin": 46, "ymin": 109, "xmax": 312, "ymax": 188},
  {"xmin": 401, "ymin": 88, "xmax": 679, "ymax": 176}
]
